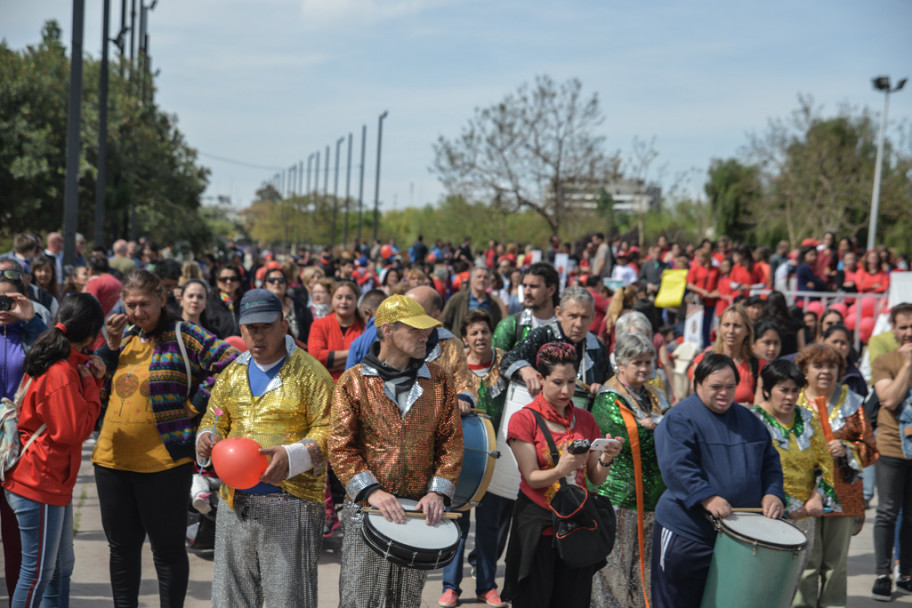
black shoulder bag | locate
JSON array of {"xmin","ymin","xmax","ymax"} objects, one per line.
[{"xmin": 528, "ymin": 409, "xmax": 616, "ymax": 569}]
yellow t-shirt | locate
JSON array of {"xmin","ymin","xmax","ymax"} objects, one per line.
[{"xmin": 92, "ymin": 337, "xmax": 192, "ymax": 472}]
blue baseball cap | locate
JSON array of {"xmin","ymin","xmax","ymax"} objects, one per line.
[{"xmin": 238, "ymin": 289, "xmax": 283, "ymax": 325}]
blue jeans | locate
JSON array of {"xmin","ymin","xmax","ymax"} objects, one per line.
[
  {"xmin": 5, "ymin": 490, "xmax": 74, "ymax": 608},
  {"xmin": 443, "ymin": 492, "xmax": 501, "ymax": 596}
]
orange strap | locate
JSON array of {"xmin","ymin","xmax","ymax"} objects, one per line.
[
  {"xmin": 619, "ymin": 406, "xmax": 651, "ymax": 608},
  {"xmin": 814, "ymin": 396, "xmax": 835, "ymax": 443}
]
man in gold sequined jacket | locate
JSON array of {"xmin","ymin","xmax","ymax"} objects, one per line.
[
  {"xmin": 330, "ymin": 294, "xmax": 464, "ymax": 608},
  {"xmin": 196, "ymin": 289, "xmax": 334, "ymax": 607}
]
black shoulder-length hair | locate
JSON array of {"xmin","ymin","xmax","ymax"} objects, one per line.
[{"xmin": 24, "ymin": 293, "xmax": 104, "ymax": 377}]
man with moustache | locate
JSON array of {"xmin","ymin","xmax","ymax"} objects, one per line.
[{"xmin": 196, "ymin": 289, "xmax": 334, "ymax": 607}]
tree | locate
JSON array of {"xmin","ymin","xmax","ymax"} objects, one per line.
[
  {"xmin": 704, "ymin": 158, "xmax": 761, "ymax": 242},
  {"xmin": 0, "ymin": 21, "xmax": 212, "ymax": 247},
  {"xmin": 432, "ymin": 75, "xmax": 618, "ymax": 236},
  {"xmin": 742, "ymin": 95, "xmax": 911, "ymax": 248}
]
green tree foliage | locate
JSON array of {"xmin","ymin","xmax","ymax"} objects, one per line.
[
  {"xmin": 741, "ymin": 95, "xmax": 911, "ymax": 249},
  {"xmin": 704, "ymin": 158, "xmax": 761, "ymax": 242},
  {"xmin": 0, "ymin": 21, "xmax": 211, "ymax": 247},
  {"xmin": 432, "ymin": 75, "xmax": 619, "ymax": 236}
]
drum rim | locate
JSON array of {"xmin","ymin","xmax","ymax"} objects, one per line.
[
  {"xmin": 361, "ymin": 520, "xmax": 458, "ymax": 570},
  {"xmin": 718, "ymin": 515, "xmax": 808, "ymax": 551},
  {"xmin": 454, "ymin": 413, "xmax": 498, "ymax": 511}
]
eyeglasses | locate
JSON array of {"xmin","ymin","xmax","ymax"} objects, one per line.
[
  {"xmin": 266, "ymin": 277, "xmax": 286, "ymax": 284},
  {"xmin": 0, "ymin": 269, "xmax": 22, "ymax": 280},
  {"xmin": 218, "ymin": 276, "xmax": 240, "ymax": 283}
]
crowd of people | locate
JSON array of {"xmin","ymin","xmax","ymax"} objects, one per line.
[{"xmin": 0, "ymin": 226, "xmax": 910, "ymax": 608}]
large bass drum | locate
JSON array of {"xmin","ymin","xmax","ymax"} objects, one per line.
[
  {"xmin": 450, "ymin": 412, "xmax": 498, "ymax": 511},
  {"xmin": 700, "ymin": 512, "xmax": 808, "ymax": 608}
]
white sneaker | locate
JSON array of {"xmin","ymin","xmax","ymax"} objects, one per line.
[{"xmin": 192, "ymin": 492, "xmax": 212, "ymax": 514}]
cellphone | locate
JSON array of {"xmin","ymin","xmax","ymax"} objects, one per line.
[
  {"xmin": 0, "ymin": 295, "xmax": 12, "ymax": 312},
  {"xmin": 589, "ymin": 438, "xmax": 620, "ymax": 451}
]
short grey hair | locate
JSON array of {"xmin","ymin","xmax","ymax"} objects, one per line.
[
  {"xmin": 559, "ymin": 286, "xmax": 594, "ymax": 310},
  {"xmin": 614, "ymin": 332, "xmax": 656, "ymax": 366},
  {"xmin": 615, "ymin": 311, "xmax": 652, "ymax": 337}
]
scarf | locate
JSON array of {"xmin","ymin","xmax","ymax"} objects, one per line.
[
  {"xmin": 218, "ymin": 290, "xmax": 234, "ymax": 312},
  {"xmin": 363, "ymin": 342, "xmax": 424, "ymax": 402},
  {"xmin": 527, "ymin": 391, "xmax": 575, "ymax": 430},
  {"xmin": 604, "ymin": 375, "xmax": 665, "ymax": 423}
]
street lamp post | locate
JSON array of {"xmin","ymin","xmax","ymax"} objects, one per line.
[
  {"xmin": 94, "ymin": 0, "xmax": 111, "ymax": 247},
  {"xmin": 344, "ymin": 132, "xmax": 352, "ymax": 246},
  {"xmin": 373, "ymin": 111, "xmax": 388, "ymax": 243},
  {"xmin": 333, "ymin": 137, "xmax": 343, "ymax": 248},
  {"xmin": 63, "ymin": 0, "xmax": 86, "ymax": 268},
  {"xmin": 357, "ymin": 125, "xmax": 366, "ymax": 245},
  {"xmin": 868, "ymin": 75, "xmax": 907, "ymax": 252}
]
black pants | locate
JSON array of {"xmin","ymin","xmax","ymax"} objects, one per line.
[
  {"xmin": 874, "ymin": 455, "xmax": 912, "ymax": 575},
  {"xmin": 651, "ymin": 522, "xmax": 714, "ymax": 608},
  {"xmin": 509, "ymin": 534, "xmax": 595, "ymax": 608},
  {"xmin": 94, "ymin": 463, "xmax": 193, "ymax": 608}
]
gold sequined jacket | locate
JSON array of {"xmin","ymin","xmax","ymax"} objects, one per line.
[
  {"xmin": 200, "ymin": 336, "xmax": 334, "ymax": 508},
  {"xmin": 428, "ymin": 328, "xmax": 478, "ymax": 407},
  {"xmin": 329, "ymin": 360, "xmax": 464, "ymax": 504}
]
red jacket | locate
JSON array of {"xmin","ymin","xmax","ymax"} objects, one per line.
[
  {"xmin": 3, "ymin": 349, "xmax": 102, "ymax": 506},
  {"xmin": 308, "ymin": 314, "xmax": 365, "ymax": 381}
]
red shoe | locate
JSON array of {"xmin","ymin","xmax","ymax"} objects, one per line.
[
  {"xmin": 476, "ymin": 589, "xmax": 506, "ymax": 607},
  {"xmin": 438, "ymin": 589, "xmax": 460, "ymax": 607}
]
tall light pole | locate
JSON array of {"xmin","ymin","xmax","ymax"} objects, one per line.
[
  {"xmin": 306, "ymin": 153, "xmax": 314, "ymax": 196},
  {"xmin": 344, "ymin": 132, "xmax": 352, "ymax": 246},
  {"xmin": 357, "ymin": 125, "xmax": 366, "ymax": 245},
  {"xmin": 373, "ymin": 110, "xmax": 388, "ymax": 243},
  {"xmin": 94, "ymin": 0, "xmax": 112, "ymax": 247},
  {"xmin": 323, "ymin": 145, "xmax": 330, "ymax": 245},
  {"xmin": 63, "ymin": 0, "xmax": 86, "ymax": 267},
  {"xmin": 333, "ymin": 137, "xmax": 343, "ymax": 248},
  {"xmin": 868, "ymin": 75, "xmax": 907, "ymax": 252}
]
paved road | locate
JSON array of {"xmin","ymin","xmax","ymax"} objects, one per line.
[{"xmin": 0, "ymin": 443, "xmax": 909, "ymax": 606}]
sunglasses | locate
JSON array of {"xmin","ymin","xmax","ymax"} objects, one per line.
[
  {"xmin": 0, "ymin": 269, "xmax": 22, "ymax": 280},
  {"xmin": 266, "ymin": 277, "xmax": 286, "ymax": 284},
  {"xmin": 218, "ymin": 276, "xmax": 240, "ymax": 283}
]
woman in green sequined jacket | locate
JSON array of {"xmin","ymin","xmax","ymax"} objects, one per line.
[{"xmin": 590, "ymin": 332, "xmax": 670, "ymax": 608}]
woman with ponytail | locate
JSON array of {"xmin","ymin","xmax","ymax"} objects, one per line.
[{"xmin": 3, "ymin": 293, "xmax": 106, "ymax": 607}]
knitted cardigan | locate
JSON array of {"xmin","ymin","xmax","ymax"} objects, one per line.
[{"xmin": 97, "ymin": 320, "xmax": 238, "ymax": 462}]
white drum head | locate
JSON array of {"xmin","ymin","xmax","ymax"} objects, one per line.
[
  {"xmin": 720, "ymin": 513, "xmax": 807, "ymax": 549},
  {"xmin": 366, "ymin": 499, "xmax": 460, "ymax": 550}
]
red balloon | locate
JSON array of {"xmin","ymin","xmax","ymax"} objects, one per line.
[
  {"xmin": 224, "ymin": 336, "xmax": 248, "ymax": 352},
  {"xmin": 828, "ymin": 302, "xmax": 848, "ymax": 317},
  {"xmin": 844, "ymin": 305, "xmax": 858, "ymax": 331},
  {"xmin": 380, "ymin": 244, "xmax": 393, "ymax": 259},
  {"xmin": 805, "ymin": 301, "xmax": 825, "ymax": 317},
  {"xmin": 861, "ymin": 298, "xmax": 877, "ymax": 317},
  {"xmin": 211, "ymin": 437, "xmax": 268, "ymax": 490},
  {"xmin": 859, "ymin": 317, "xmax": 876, "ymax": 343}
]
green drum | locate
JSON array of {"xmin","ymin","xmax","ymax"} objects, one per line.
[{"xmin": 700, "ymin": 513, "xmax": 808, "ymax": 608}]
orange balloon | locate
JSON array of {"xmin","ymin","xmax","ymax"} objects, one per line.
[
  {"xmin": 380, "ymin": 244, "xmax": 393, "ymax": 259},
  {"xmin": 211, "ymin": 437, "xmax": 268, "ymax": 490}
]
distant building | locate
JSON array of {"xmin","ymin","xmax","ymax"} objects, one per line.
[{"xmin": 547, "ymin": 177, "xmax": 661, "ymax": 213}]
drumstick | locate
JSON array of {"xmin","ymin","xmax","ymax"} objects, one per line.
[
  {"xmin": 731, "ymin": 508, "xmax": 764, "ymax": 513},
  {"xmin": 360, "ymin": 508, "xmax": 462, "ymax": 520},
  {"xmin": 576, "ymin": 378, "xmax": 591, "ymax": 393}
]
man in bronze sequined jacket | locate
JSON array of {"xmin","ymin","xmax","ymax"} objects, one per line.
[{"xmin": 330, "ymin": 294, "xmax": 464, "ymax": 607}]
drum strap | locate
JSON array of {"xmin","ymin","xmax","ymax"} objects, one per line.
[{"xmin": 619, "ymin": 405, "xmax": 651, "ymax": 608}]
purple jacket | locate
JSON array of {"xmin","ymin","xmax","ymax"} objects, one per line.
[{"xmin": 1, "ymin": 317, "xmax": 49, "ymax": 400}]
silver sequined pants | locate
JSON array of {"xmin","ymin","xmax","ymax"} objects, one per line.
[
  {"xmin": 338, "ymin": 501, "xmax": 428, "ymax": 608},
  {"xmin": 212, "ymin": 492, "xmax": 324, "ymax": 607}
]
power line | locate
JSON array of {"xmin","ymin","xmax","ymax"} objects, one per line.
[{"xmin": 197, "ymin": 151, "xmax": 285, "ymax": 171}]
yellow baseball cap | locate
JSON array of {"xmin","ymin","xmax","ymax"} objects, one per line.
[{"xmin": 374, "ymin": 294, "xmax": 442, "ymax": 330}]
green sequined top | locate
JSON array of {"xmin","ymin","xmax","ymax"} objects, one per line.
[
  {"xmin": 468, "ymin": 348, "xmax": 508, "ymax": 431},
  {"xmin": 589, "ymin": 386, "xmax": 666, "ymax": 511}
]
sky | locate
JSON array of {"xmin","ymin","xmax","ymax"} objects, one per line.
[{"xmin": 3, "ymin": 0, "xmax": 911, "ymax": 215}]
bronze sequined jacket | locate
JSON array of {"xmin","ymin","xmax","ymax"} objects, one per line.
[{"xmin": 330, "ymin": 360, "xmax": 464, "ymax": 504}]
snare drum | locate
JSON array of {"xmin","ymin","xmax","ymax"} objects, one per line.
[
  {"xmin": 360, "ymin": 499, "xmax": 460, "ymax": 570},
  {"xmin": 700, "ymin": 513, "xmax": 808, "ymax": 608},
  {"xmin": 451, "ymin": 413, "xmax": 498, "ymax": 511}
]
